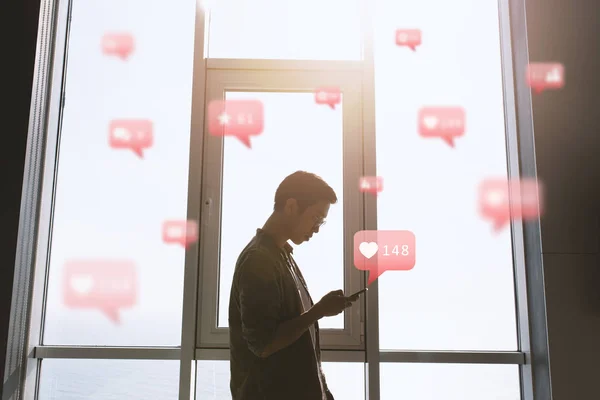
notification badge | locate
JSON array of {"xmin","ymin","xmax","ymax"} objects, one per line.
[
  {"xmin": 395, "ymin": 29, "xmax": 422, "ymax": 51},
  {"xmin": 527, "ymin": 63, "xmax": 564, "ymax": 94},
  {"xmin": 109, "ymin": 119, "xmax": 153, "ymax": 158},
  {"xmin": 479, "ymin": 178, "xmax": 545, "ymax": 232},
  {"xmin": 63, "ymin": 260, "xmax": 137, "ymax": 324},
  {"xmin": 315, "ymin": 87, "xmax": 341, "ymax": 110},
  {"xmin": 162, "ymin": 219, "xmax": 198, "ymax": 248},
  {"xmin": 354, "ymin": 230, "xmax": 416, "ymax": 285},
  {"xmin": 101, "ymin": 33, "xmax": 134, "ymax": 60},
  {"xmin": 208, "ymin": 100, "xmax": 264, "ymax": 148},
  {"xmin": 418, "ymin": 106, "xmax": 466, "ymax": 148},
  {"xmin": 359, "ymin": 176, "xmax": 383, "ymax": 195}
]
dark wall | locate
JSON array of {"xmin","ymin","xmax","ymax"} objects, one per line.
[
  {"xmin": 526, "ymin": 0, "xmax": 600, "ymax": 399},
  {"xmin": 0, "ymin": 0, "xmax": 41, "ymax": 395}
]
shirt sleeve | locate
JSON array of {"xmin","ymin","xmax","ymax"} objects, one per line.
[{"xmin": 238, "ymin": 250, "xmax": 282, "ymax": 357}]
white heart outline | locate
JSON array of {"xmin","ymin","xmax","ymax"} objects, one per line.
[
  {"xmin": 423, "ymin": 116, "xmax": 439, "ymax": 130},
  {"xmin": 70, "ymin": 275, "xmax": 94, "ymax": 295},
  {"xmin": 359, "ymin": 242, "xmax": 379, "ymax": 259}
]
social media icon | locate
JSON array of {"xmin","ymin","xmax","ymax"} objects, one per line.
[
  {"xmin": 109, "ymin": 119, "xmax": 153, "ymax": 158},
  {"xmin": 527, "ymin": 63, "xmax": 565, "ymax": 93},
  {"xmin": 354, "ymin": 230, "xmax": 416, "ymax": 285},
  {"xmin": 162, "ymin": 220, "xmax": 198, "ymax": 247},
  {"xmin": 395, "ymin": 29, "xmax": 422, "ymax": 51},
  {"xmin": 479, "ymin": 178, "xmax": 544, "ymax": 232},
  {"xmin": 314, "ymin": 87, "xmax": 342, "ymax": 110},
  {"xmin": 101, "ymin": 33, "xmax": 134, "ymax": 60},
  {"xmin": 418, "ymin": 106, "xmax": 466, "ymax": 148},
  {"xmin": 359, "ymin": 176, "xmax": 384, "ymax": 195},
  {"xmin": 63, "ymin": 260, "xmax": 137, "ymax": 324},
  {"xmin": 208, "ymin": 100, "xmax": 264, "ymax": 148}
]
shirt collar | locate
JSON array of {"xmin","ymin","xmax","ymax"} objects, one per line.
[{"xmin": 256, "ymin": 228, "xmax": 294, "ymax": 254}]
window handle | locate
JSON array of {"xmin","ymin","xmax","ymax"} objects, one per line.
[{"xmin": 204, "ymin": 197, "xmax": 213, "ymax": 226}]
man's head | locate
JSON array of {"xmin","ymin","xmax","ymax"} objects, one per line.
[{"xmin": 274, "ymin": 171, "xmax": 338, "ymax": 245}]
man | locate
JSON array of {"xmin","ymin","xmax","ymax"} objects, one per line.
[{"xmin": 229, "ymin": 171, "xmax": 359, "ymax": 400}]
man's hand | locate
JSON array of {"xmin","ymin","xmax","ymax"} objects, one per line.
[{"xmin": 314, "ymin": 290, "xmax": 353, "ymax": 318}]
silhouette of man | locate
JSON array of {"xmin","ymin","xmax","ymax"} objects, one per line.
[{"xmin": 229, "ymin": 171, "xmax": 359, "ymax": 400}]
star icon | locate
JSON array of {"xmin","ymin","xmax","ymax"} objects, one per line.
[{"xmin": 218, "ymin": 112, "xmax": 231, "ymax": 125}]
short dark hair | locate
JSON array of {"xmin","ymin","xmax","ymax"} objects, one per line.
[{"xmin": 274, "ymin": 171, "xmax": 338, "ymax": 213}]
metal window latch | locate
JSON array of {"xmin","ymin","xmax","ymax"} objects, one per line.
[{"xmin": 203, "ymin": 197, "xmax": 213, "ymax": 226}]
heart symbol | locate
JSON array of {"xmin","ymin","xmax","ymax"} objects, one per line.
[
  {"xmin": 398, "ymin": 33, "xmax": 408, "ymax": 43},
  {"xmin": 70, "ymin": 275, "xmax": 93, "ymax": 295},
  {"xmin": 423, "ymin": 116, "xmax": 438, "ymax": 130},
  {"xmin": 359, "ymin": 242, "xmax": 379, "ymax": 259}
]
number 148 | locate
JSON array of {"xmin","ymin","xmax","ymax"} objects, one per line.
[{"xmin": 383, "ymin": 244, "xmax": 409, "ymax": 256}]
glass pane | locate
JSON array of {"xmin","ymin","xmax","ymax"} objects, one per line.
[
  {"xmin": 218, "ymin": 91, "xmax": 345, "ymax": 329},
  {"xmin": 43, "ymin": 0, "xmax": 196, "ymax": 345},
  {"xmin": 381, "ymin": 363, "xmax": 520, "ymax": 399},
  {"xmin": 38, "ymin": 359, "xmax": 179, "ymax": 400},
  {"xmin": 374, "ymin": 0, "xmax": 518, "ymax": 350},
  {"xmin": 196, "ymin": 360, "xmax": 364, "ymax": 399},
  {"xmin": 207, "ymin": 0, "xmax": 362, "ymax": 60}
]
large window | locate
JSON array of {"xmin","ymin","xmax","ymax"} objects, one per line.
[
  {"xmin": 196, "ymin": 361, "xmax": 365, "ymax": 400},
  {"xmin": 37, "ymin": 360, "xmax": 180, "ymax": 400},
  {"xmin": 10, "ymin": 0, "xmax": 549, "ymax": 399},
  {"xmin": 207, "ymin": 0, "xmax": 363, "ymax": 60},
  {"xmin": 198, "ymin": 71, "xmax": 364, "ymax": 349},
  {"xmin": 374, "ymin": 0, "xmax": 518, "ymax": 351},
  {"xmin": 42, "ymin": 0, "xmax": 196, "ymax": 347}
]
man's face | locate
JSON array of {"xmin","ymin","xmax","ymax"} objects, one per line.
[{"xmin": 285, "ymin": 199, "xmax": 330, "ymax": 245}]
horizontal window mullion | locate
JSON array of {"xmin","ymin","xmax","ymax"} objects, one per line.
[
  {"xmin": 33, "ymin": 346, "xmax": 181, "ymax": 360},
  {"xmin": 35, "ymin": 346, "xmax": 525, "ymax": 365},
  {"xmin": 194, "ymin": 348, "xmax": 524, "ymax": 364},
  {"xmin": 379, "ymin": 351, "xmax": 525, "ymax": 365},
  {"xmin": 206, "ymin": 58, "xmax": 364, "ymax": 72}
]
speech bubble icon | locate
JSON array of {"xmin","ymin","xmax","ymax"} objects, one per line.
[
  {"xmin": 63, "ymin": 260, "xmax": 137, "ymax": 324},
  {"xmin": 527, "ymin": 63, "xmax": 564, "ymax": 94},
  {"xmin": 418, "ymin": 106, "xmax": 466, "ymax": 148},
  {"xmin": 162, "ymin": 219, "xmax": 198, "ymax": 248},
  {"xmin": 315, "ymin": 87, "xmax": 342, "ymax": 110},
  {"xmin": 478, "ymin": 178, "xmax": 545, "ymax": 232},
  {"xmin": 208, "ymin": 100, "xmax": 264, "ymax": 148},
  {"xmin": 101, "ymin": 33, "xmax": 134, "ymax": 60},
  {"xmin": 359, "ymin": 176, "xmax": 384, "ymax": 196},
  {"xmin": 353, "ymin": 230, "xmax": 416, "ymax": 285},
  {"xmin": 395, "ymin": 29, "xmax": 422, "ymax": 51},
  {"xmin": 109, "ymin": 119, "xmax": 153, "ymax": 158}
]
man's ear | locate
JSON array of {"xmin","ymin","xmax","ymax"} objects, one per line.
[{"xmin": 283, "ymin": 198, "xmax": 299, "ymax": 216}]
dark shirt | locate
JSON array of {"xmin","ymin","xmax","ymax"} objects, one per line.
[{"xmin": 229, "ymin": 229, "xmax": 334, "ymax": 400}]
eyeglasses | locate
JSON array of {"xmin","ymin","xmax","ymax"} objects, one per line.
[{"xmin": 313, "ymin": 216, "xmax": 326, "ymax": 229}]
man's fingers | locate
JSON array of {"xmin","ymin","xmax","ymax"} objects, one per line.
[{"xmin": 332, "ymin": 289, "xmax": 344, "ymax": 295}]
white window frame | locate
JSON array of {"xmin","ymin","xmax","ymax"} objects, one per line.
[
  {"xmin": 196, "ymin": 65, "xmax": 366, "ymax": 350},
  {"xmin": 3, "ymin": 1, "xmax": 553, "ymax": 400}
]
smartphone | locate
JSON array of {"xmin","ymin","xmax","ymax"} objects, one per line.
[{"xmin": 347, "ymin": 288, "xmax": 368, "ymax": 298}]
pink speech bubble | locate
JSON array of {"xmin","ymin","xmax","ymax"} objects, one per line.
[
  {"xmin": 526, "ymin": 63, "xmax": 564, "ymax": 94},
  {"xmin": 359, "ymin": 176, "xmax": 384, "ymax": 196},
  {"xmin": 315, "ymin": 87, "xmax": 341, "ymax": 110},
  {"xmin": 418, "ymin": 106, "xmax": 466, "ymax": 148},
  {"xmin": 101, "ymin": 33, "xmax": 134, "ymax": 60},
  {"xmin": 395, "ymin": 29, "xmax": 422, "ymax": 51},
  {"xmin": 109, "ymin": 119, "xmax": 153, "ymax": 158},
  {"xmin": 162, "ymin": 219, "xmax": 198, "ymax": 248},
  {"xmin": 479, "ymin": 178, "xmax": 545, "ymax": 232},
  {"xmin": 63, "ymin": 260, "xmax": 137, "ymax": 324},
  {"xmin": 353, "ymin": 230, "xmax": 416, "ymax": 285},
  {"xmin": 208, "ymin": 100, "xmax": 264, "ymax": 148}
]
